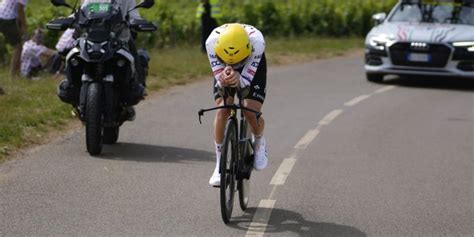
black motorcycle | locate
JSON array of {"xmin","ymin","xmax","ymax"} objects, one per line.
[{"xmin": 47, "ymin": 0, "xmax": 157, "ymax": 155}]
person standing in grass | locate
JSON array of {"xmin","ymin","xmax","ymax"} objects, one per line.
[
  {"xmin": 196, "ymin": 0, "xmax": 221, "ymax": 52},
  {"xmin": 0, "ymin": 0, "xmax": 27, "ymax": 77}
]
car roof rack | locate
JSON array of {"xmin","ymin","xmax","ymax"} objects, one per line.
[
  {"xmin": 461, "ymin": 0, "xmax": 474, "ymax": 6},
  {"xmin": 400, "ymin": 0, "xmax": 473, "ymax": 10},
  {"xmin": 401, "ymin": 0, "xmax": 473, "ymax": 5},
  {"xmin": 400, "ymin": 0, "xmax": 422, "ymax": 11},
  {"xmin": 400, "ymin": 0, "xmax": 473, "ymax": 23}
]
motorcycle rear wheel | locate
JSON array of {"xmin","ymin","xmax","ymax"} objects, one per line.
[{"xmin": 103, "ymin": 126, "xmax": 119, "ymax": 144}]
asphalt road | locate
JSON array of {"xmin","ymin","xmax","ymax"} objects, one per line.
[{"xmin": 1, "ymin": 55, "xmax": 473, "ymax": 236}]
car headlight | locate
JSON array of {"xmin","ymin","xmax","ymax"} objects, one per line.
[
  {"xmin": 368, "ymin": 35, "xmax": 395, "ymax": 51},
  {"xmin": 452, "ymin": 42, "xmax": 474, "ymax": 52}
]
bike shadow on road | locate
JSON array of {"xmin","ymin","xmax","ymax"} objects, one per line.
[
  {"xmin": 98, "ymin": 143, "xmax": 214, "ymax": 163},
  {"xmin": 229, "ymin": 207, "xmax": 366, "ymax": 237},
  {"xmin": 381, "ymin": 76, "xmax": 474, "ymax": 92}
]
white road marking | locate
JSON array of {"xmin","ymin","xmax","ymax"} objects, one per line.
[
  {"xmin": 318, "ymin": 109, "xmax": 343, "ymax": 126},
  {"xmin": 270, "ymin": 157, "xmax": 297, "ymax": 185},
  {"xmin": 294, "ymin": 128, "xmax": 320, "ymax": 150},
  {"xmin": 267, "ymin": 186, "xmax": 278, "ymax": 200},
  {"xmin": 344, "ymin": 94, "xmax": 371, "ymax": 107},
  {"xmin": 245, "ymin": 199, "xmax": 276, "ymax": 237},
  {"xmin": 375, "ymin": 85, "xmax": 396, "ymax": 94},
  {"xmin": 247, "ymin": 86, "xmax": 398, "ymax": 235}
]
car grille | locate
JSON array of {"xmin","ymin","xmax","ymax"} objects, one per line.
[{"xmin": 389, "ymin": 42, "xmax": 452, "ymax": 68}]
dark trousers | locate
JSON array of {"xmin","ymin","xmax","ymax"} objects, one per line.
[
  {"xmin": 201, "ymin": 17, "xmax": 217, "ymax": 52},
  {"xmin": 128, "ymin": 38, "xmax": 146, "ymax": 87}
]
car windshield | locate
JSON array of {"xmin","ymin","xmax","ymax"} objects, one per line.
[{"xmin": 389, "ymin": 1, "xmax": 474, "ymax": 25}]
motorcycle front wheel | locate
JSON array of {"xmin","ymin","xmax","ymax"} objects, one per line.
[{"xmin": 85, "ymin": 83, "xmax": 104, "ymax": 156}]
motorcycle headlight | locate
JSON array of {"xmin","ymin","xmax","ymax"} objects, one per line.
[
  {"xmin": 86, "ymin": 40, "xmax": 107, "ymax": 59},
  {"xmin": 368, "ymin": 35, "xmax": 394, "ymax": 51},
  {"xmin": 452, "ymin": 42, "xmax": 474, "ymax": 52}
]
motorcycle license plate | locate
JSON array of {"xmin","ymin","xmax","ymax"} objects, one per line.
[
  {"xmin": 87, "ymin": 3, "xmax": 112, "ymax": 13},
  {"xmin": 407, "ymin": 53, "xmax": 431, "ymax": 62}
]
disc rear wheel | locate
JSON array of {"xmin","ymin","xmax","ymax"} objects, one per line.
[
  {"xmin": 238, "ymin": 178, "xmax": 250, "ymax": 210},
  {"xmin": 238, "ymin": 140, "xmax": 253, "ymax": 210}
]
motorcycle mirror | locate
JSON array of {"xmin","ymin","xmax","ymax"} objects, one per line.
[
  {"xmin": 50, "ymin": 0, "xmax": 73, "ymax": 9},
  {"xmin": 136, "ymin": 0, "xmax": 155, "ymax": 9},
  {"xmin": 129, "ymin": 0, "xmax": 155, "ymax": 12}
]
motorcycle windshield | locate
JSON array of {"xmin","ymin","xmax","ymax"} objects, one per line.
[{"xmin": 80, "ymin": 0, "xmax": 121, "ymax": 21}]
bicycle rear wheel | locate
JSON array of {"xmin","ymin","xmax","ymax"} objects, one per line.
[
  {"xmin": 238, "ymin": 178, "xmax": 250, "ymax": 210},
  {"xmin": 220, "ymin": 119, "xmax": 237, "ymax": 224},
  {"xmin": 238, "ymin": 140, "xmax": 253, "ymax": 210}
]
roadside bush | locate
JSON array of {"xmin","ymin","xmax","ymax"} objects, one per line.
[{"xmin": 22, "ymin": 0, "xmax": 397, "ymax": 52}]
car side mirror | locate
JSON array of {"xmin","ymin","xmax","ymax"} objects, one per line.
[
  {"xmin": 372, "ymin": 13, "xmax": 387, "ymax": 26},
  {"xmin": 50, "ymin": 0, "xmax": 73, "ymax": 9}
]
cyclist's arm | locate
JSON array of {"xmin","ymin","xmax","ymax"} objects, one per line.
[
  {"xmin": 126, "ymin": 0, "xmax": 141, "ymax": 20},
  {"xmin": 206, "ymin": 29, "xmax": 226, "ymax": 87},
  {"xmin": 239, "ymin": 28, "xmax": 265, "ymax": 88}
]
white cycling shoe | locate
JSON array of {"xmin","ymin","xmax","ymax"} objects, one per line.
[
  {"xmin": 254, "ymin": 137, "xmax": 268, "ymax": 171},
  {"xmin": 209, "ymin": 166, "xmax": 220, "ymax": 187}
]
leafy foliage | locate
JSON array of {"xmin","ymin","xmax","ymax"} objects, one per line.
[{"xmin": 0, "ymin": 0, "xmax": 395, "ymax": 63}]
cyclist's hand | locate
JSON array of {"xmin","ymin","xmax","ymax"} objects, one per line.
[
  {"xmin": 217, "ymin": 66, "xmax": 231, "ymax": 87},
  {"xmin": 223, "ymin": 67, "xmax": 240, "ymax": 88},
  {"xmin": 224, "ymin": 66, "xmax": 233, "ymax": 76}
]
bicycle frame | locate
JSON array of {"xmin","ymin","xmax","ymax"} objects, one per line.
[
  {"xmin": 198, "ymin": 89, "xmax": 262, "ymax": 179},
  {"xmin": 199, "ymin": 88, "xmax": 262, "ymax": 223}
]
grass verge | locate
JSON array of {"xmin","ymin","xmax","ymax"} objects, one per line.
[{"xmin": 0, "ymin": 37, "xmax": 363, "ymax": 161}]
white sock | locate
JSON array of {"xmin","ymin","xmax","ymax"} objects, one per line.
[
  {"xmin": 215, "ymin": 142, "xmax": 222, "ymax": 170},
  {"xmin": 254, "ymin": 134, "xmax": 264, "ymax": 149}
]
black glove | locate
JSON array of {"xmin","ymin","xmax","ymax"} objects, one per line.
[
  {"xmin": 238, "ymin": 86, "xmax": 250, "ymax": 99},
  {"xmin": 217, "ymin": 86, "xmax": 226, "ymax": 97}
]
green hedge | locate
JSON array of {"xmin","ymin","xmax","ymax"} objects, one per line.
[
  {"xmin": 138, "ymin": 0, "xmax": 397, "ymax": 46},
  {"xmin": 0, "ymin": 0, "xmax": 397, "ymax": 63}
]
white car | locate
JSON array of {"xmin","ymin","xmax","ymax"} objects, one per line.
[{"xmin": 365, "ymin": 0, "xmax": 474, "ymax": 82}]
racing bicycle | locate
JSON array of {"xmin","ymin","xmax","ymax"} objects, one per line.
[{"xmin": 198, "ymin": 88, "xmax": 262, "ymax": 224}]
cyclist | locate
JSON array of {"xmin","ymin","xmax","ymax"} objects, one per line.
[{"xmin": 206, "ymin": 23, "xmax": 268, "ymax": 186}]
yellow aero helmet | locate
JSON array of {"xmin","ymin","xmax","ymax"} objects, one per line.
[{"xmin": 215, "ymin": 24, "xmax": 252, "ymax": 65}]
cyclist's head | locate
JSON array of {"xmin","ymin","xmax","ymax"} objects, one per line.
[{"xmin": 214, "ymin": 24, "xmax": 252, "ymax": 65}]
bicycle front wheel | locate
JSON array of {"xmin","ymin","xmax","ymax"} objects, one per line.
[{"xmin": 220, "ymin": 119, "xmax": 237, "ymax": 224}]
